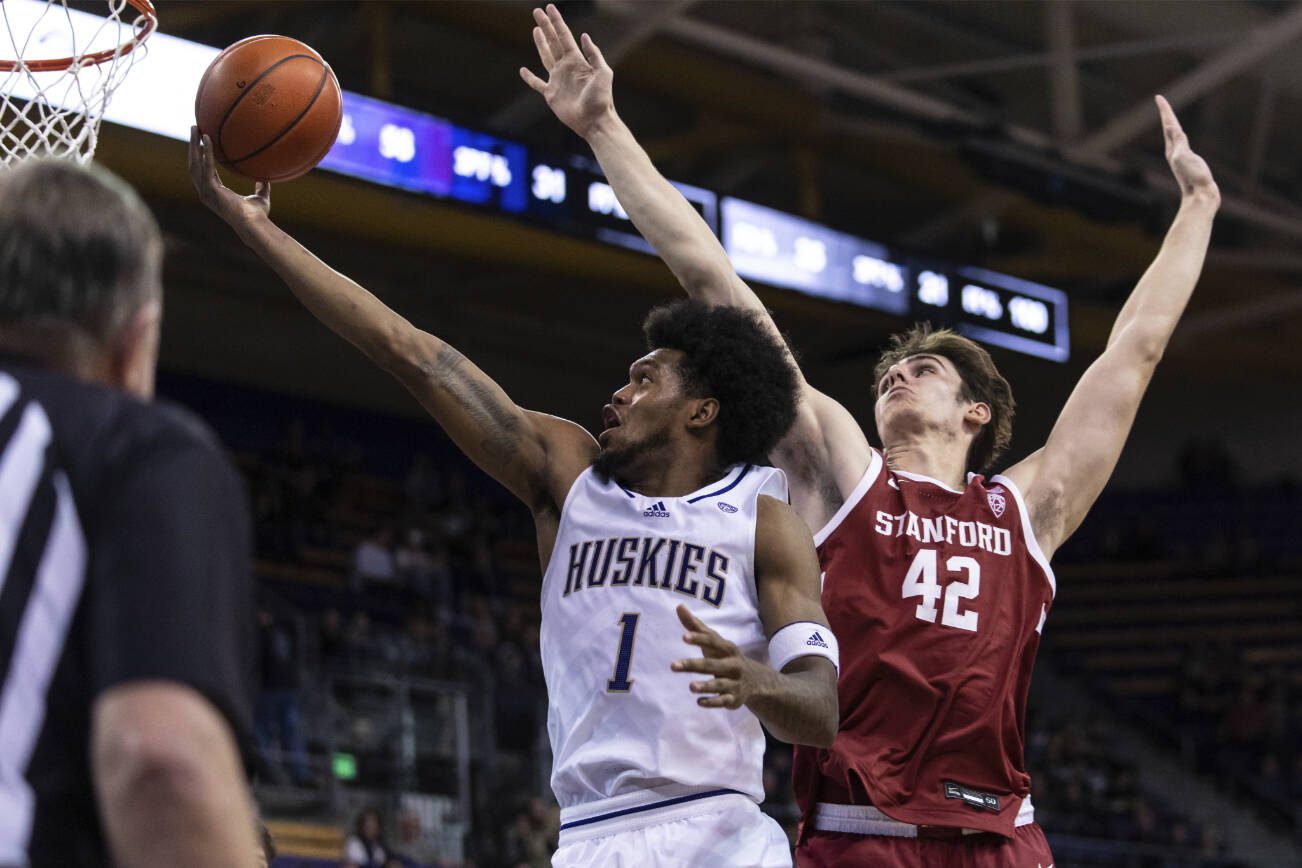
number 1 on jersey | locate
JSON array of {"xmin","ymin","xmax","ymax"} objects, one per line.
[{"xmin": 606, "ymin": 612, "xmax": 640, "ymax": 693}]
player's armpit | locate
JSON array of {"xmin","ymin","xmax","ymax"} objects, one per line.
[
  {"xmin": 776, "ymin": 386, "xmax": 875, "ymax": 518},
  {"xmin": 1003, "ymin": 345, "xmax": 1158, "ymax": 559}
]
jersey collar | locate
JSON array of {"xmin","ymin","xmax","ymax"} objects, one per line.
[
  {"xmin": 893, "ymin": 468, "xmax": 964, "ymax": 494},
  {"xmin": 613, "ymin": 463, "xmax": 753, "ymax": 504}
]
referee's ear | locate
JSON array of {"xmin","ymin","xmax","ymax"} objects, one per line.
[{"xmin": 108, "ymin": 301, "xmax": 162, "ymax": 400}]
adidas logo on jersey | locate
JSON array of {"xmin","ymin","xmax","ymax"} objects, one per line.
[
  {"xmin": 806, "ymin": 631, "xmax": 829, "ymax": 649},
  {"xmin": 717, "ymin": 502, "xmax": 738, "ymax": 513},
  {"xmin": 643, "ymin": 501, "xmax": 671, "ymax": 518}
]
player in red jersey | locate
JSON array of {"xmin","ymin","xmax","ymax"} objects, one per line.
[{"xmin": 524, "ymin": 7, "xmax": 1221, "ymax": 864}]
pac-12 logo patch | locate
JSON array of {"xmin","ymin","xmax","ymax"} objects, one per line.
[
  {"xmin": 717, "ymin": 502, "xmax": 738, "ymax": 513},
  {"xmin": 987, "ymin": 490, "xmax": 1006, "ymax": 518}
]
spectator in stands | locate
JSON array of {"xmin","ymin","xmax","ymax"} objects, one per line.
[
  {"xmin": 344, "ymin": 807, "xmax": 389, "ymax": 868},
  {"xmin": 494, "ymin": 643, "xmax": 540, "ymax": 755},
  {"xmin": 423, "ymin": 537, "xmax": 455, "ymax": 611},
  {"xmin": 502, "ymin": 797, "xmax": 558, "ymax": 868},
  {"xmin": 320, "ymin": 607, "xmax": 349, "ymax": 671},
  {"xmin": 423, "ymin": 618, "xmax": 463, "ymax": 681},
  {"xmin": 352, "ymin": 526, "xmax": 397, "ymax": 590},
  {"xmin": 394, "ymin": 809, "xmax": 441, "ymax": 868},
  {"xmin": 255, "ymin": 602, "xmax": 313, "ymax": 786},
  {"xmin": 434, "ymin": 471, "xmax": 471, "ymax": 540},
  {"xmin": 392, "ymin": 610, "xmax": 436, "ymax": 675},
  {"xmin": 395, "ymin": 528, "xmax": 435, "ymax": 595},
  {"xmin": 469, "ymin": 529, "xmax": 501, "ymax": 597},
  {"xmin": 463, "ymin": 594, "xmax": 498, "ymax": 656},
  {"xmin": 346, "ymin": 610, "xmax": 377, "ymax": 666}
]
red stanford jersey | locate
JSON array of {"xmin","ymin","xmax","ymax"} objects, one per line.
[{"xmin": 792, "ymin": 449, "xmax": 1055, "ymax": 838}]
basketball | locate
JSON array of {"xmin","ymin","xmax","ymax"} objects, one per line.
[{"xmin": 194, "ymin": 35, "xmax": 343, "ymax": 183}]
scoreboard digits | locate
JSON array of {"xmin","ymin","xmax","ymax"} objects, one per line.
[{"xmin": 317, "ymin": 92, "xmax": 1067, "ymax": 362}]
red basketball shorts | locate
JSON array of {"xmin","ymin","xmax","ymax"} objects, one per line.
[{"xmin": 797, "ymin": 823, "xmax": 1054, "ymax": 868}]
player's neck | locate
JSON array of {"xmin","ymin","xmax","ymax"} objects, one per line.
[
  {"xmin": 0, "ymin": 326, "xmax": 112, "ymax": 387},
  {"xmin": 618, "ymin": 450, "xmax": 730, "ymax": 499},
  {"xmin": 881, "ymin": 440, "xmax": 968, "ymax": 491}
]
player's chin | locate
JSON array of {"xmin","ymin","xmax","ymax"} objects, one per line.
[{"xmin": 591, "ymin": 440, "xmax": 632, "ymax": 481}]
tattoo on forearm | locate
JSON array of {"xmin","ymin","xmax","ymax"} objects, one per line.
[{"xmin": 421, "ymin": 344, "xmax": 524, "ymax": 463}]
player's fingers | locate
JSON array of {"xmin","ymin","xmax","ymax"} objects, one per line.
[
  {"xmin": 546, "ymin": 3, "xmax": 582, "ymax": 55},
  {"xmin": 676, "ymin": 604, "xmax": 708, "ymax": 633},
  {"xmin": 254, "ymin": 180, "xmax": 272, "ymax": 205},
  {"xmin": 532, "ymin": 25, "xmax": 556, "ymax": 70},
  {"xmin": 671, "ymin": 657, "xmax": 725, "ymax": 675},
  {"xmin": 533, "ymin": 6, "xmax": 564, "ymax": 58},
  {"xmin": 1154, "ymin": 95, "xmax": 1186, "ymax": 150},
  {"xmin": 580, "ymin": 32, "xmax": 610, "ymax": 71},
  {"xmin": 199, "ymin": 134, "xmax": 220, "ymax": 180},
  {"xmin": 697, "ymin": 694, "xmax": 740, "ymax": 709},
  {"xmin": 682, "ymin": 631, "xmax": 731, "ymax": 655},
  {"xmin": 689, "ymin": 678, "xmax": 737, "ymax": 695},
  {"xmin": 520, "ymin": 66, "xmax": 547, "ymax": 95}
]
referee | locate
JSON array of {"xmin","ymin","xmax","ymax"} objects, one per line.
[{"xmin": 0, "ymin": 160, "xmax": 258, "ymax": 866}]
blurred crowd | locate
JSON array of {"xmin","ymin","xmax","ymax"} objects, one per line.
[
  {"xmin": 1174, "ymin": 645, "xmax": 1302, "ymax": 831},
  {"xmin": 1026, "ymin": 714, "xmax": 1237, "ymax": 865}
]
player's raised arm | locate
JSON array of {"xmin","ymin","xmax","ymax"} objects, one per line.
[
  {"xmin": 188, "ymin": 127, "xmax": 595, "ymax": 512},
  {"xmin": 672, "ymin": 495, "xmax": 838, "ymax": 747},
  {"xmin": 522, "ymin": 4, "xmax": 751, "ymax": 313},
  {"xmin": 522, "ymin": 5, "xmax": 872, "ymax": 522},
  {"xmin": 1003, "ymin": 96, "xmax": 1219, "ymax": 558}
]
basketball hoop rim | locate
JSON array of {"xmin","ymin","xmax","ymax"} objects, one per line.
[{"xmin": 0, "ymin": 0, "xmax": 158, "ymax": 73}]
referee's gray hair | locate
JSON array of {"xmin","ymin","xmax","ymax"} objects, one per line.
[{"xmin": 0, "ymin": 158, "xmax": 161, "ymax": 343}]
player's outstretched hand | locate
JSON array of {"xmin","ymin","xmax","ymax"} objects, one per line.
[
  {"xmin": 519, "ymin": 4, "xmax": 614, "ymax": 139},
  {"xmin": 188, "ymin": 125, "xmax": 271, "ymax": 226},
  {"xmin": 671, "ymin": 604, "xmax": 776, "ymax": 710},
  {"xmin": 1155, "ymin": 95, "xmax": 1219, "ymax": 205}
]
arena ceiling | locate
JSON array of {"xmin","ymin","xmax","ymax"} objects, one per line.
[{"xmin": 81, "ymin": 0, "xmax": 1302, "ymax": 479}]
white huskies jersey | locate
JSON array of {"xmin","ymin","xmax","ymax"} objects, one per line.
[{"xmin": 540, "ymin": 462, "xmax": 788, "ymax": 809}]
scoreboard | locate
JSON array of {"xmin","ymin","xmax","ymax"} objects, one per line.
[
  {"xmin": 320, "ymin": 92, "xmax": 1068, "ymax": 363},
  {"xmin": 722, "ymin": 199, "xmax": 1068, "ymax": 362},
  {"xmin": 321, "ymin": 92, "xmax": 718, "ymax": 258},
  {"xmin": 29, "ymin": 0, "xmax": 1067, "ymax": 364}
]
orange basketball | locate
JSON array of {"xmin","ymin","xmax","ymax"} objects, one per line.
[{"xmin": 194, "ymin": 35, "xmax": 343, "ymax": 183}]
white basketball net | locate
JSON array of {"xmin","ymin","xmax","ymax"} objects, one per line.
[{"xmin": 0, "ymin": 0, "xmax": 155, "ymax": 166}]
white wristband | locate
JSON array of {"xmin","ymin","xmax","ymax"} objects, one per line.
[{"xmin": 768, "ymin": 621, "xmax": 839, "ymax": 674}]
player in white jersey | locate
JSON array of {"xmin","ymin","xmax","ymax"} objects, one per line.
[{"xmin": 191, "ymin": 133, "xmax": 840, "ymax": 867}]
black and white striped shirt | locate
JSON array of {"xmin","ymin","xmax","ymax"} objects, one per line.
[{"xmin": 0, "ymin": 358, "xmax": 254, "ymax": 867}]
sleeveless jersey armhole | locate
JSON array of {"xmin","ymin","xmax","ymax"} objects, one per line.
[
  {"xmin": 746, "ymin": 466, "xmax": 789, "ymax": 616},
  {"xmin": 538, "ymin": 467, "xmax": 599, "ymax": 586},
  {"xmin": 813, "ymin": 449, "xmax": 883, "ymax": 548},
  {"xmin": 990, "ymin": 473, "xmax": 1057, "ymax": 599}
]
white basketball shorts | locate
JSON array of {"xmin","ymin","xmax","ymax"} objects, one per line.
[{"xmin": 553, "ymin": 786, "xmax": 791, "ymax": 868}]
